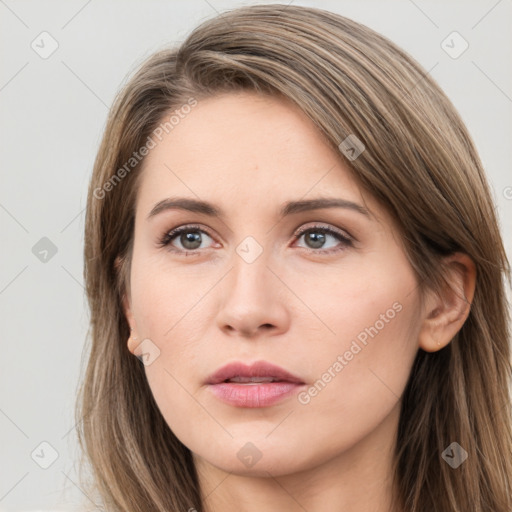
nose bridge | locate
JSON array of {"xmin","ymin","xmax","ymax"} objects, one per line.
[
  {"xmin": 228, "ymin": 241, "xmax": 276, "ymax": 306},
  {"xmin": 215, "ymin": 238, "xmax": 289, "ymax": 336}
]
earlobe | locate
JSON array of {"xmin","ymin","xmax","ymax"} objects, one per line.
[
  {"xmin": 114, "ymin": 256, "xmax": 137, "ymax": 352},
  {"xmin": 418, "ymin": 252, "xmax": 476, "ymax": 353},
  {"xmin": 115, "ymin": 254, "xmax": 139, "ymax": 354},
  {"xmin": 127, "ymin": 327, "xmax": 139, "ymax": 354},
  {"xmin": 122, "ymin": 294, "xmax": 139, "ymax": 354}
]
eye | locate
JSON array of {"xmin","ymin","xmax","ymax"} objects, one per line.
[
  {"xmin": 293, "ymin": 224, "xmax": 353, "ymax": 254},
  {"xmin": 158, "ymin": 224, "xmax": 215, "ymax": 253},
  {"xmin": 158, "ymin": 223, "xmax": 354, "ymax": 255}
]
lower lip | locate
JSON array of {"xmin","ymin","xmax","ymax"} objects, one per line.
[{"xmin": 208, "ymin": 382, "xmax": 304, "ymax": 408}]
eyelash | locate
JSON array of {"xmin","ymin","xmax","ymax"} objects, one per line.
[{"xmin": 157, "ymin": 223, "xmax": 354, "ymax": 256}]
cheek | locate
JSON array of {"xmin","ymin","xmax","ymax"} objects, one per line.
[
  {"xmin": 129, "ymin": 255, "xmax": 215, "ymax": 404},
  {"xmin": 129, "ymin": 247, "xmax": 209, "ymax": 338},
  {"xmin": 289, "ymin": 251, "xmax": 419, "ymax": 348},
  {"xmin": 288, "ymin": 255, "xmax": 421, "ymax": 415},
  {"xmin": 295, "ymin": 264, "xmax": 420, "ymax": 414}
]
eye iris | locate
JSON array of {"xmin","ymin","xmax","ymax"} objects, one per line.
[
  {"xmin": 181, "ymin": 231, "xmax": 202, "ymax": 250},
  {"xmin": 305, "ymin": 231, "xmax": 326, "ymax": 249}
]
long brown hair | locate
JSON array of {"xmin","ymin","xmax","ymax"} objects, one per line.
[{"xmin": 77, "ymin": 4, "xmax": 512, "ymax": 511}]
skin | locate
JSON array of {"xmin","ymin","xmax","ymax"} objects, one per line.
[{"xmin": 122, "ymin": 91, "xmax": 476, "ymax": 512}]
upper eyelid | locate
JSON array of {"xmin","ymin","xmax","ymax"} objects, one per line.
[{"xmin": 294, "ymin": 223, "xmax": 352, "ymax": 239}]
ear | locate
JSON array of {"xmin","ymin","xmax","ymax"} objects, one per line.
[
  {"xmin": 418, "ymin": 252, "xmax": 476, "ymax": 353},
  {"xmin": 115, "ymin": 255, "xmax": 138, "ymax": 355}
]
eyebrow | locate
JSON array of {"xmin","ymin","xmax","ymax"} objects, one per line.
[{"xmin": 147, "ymin": 196, "xmax": 371, "ymax": 220}]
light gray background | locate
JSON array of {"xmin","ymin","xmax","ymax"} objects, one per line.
[{"xmin": 1, "ymin": 0, "xmax": 511, "ymax": 510}]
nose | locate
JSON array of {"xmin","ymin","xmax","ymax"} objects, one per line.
[{"xmin": 215, "ymin": 254, "xmax": 290, "ymax": 339}]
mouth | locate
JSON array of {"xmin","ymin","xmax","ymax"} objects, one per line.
[
  {"xmin": 206, "ymin": 360, "xmax": 305, "ymax": 385},
  {"xmin": 206, "ymin": 360, "xmax": 306, "ymax": 408},
  {"xmin": 222, "ymin": 376, "xmax": 283, "ymax": 384}
]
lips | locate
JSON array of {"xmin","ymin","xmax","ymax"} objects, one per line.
[
  {"xmin": 206, "ymin": 360, "xmax": 305, "ymax": 385},
  {"xmin": 206, "ymin": 360, "xmax": 306, "ymax": 408}
]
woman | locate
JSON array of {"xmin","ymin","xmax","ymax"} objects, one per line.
[{"xmin": 77, "ymin": 4, "xmax": 512, "ymax": 511}]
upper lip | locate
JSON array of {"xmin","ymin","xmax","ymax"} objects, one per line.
[{"xmin": 206, "ymin": 360, "xmax": 305, "ymax": 385}]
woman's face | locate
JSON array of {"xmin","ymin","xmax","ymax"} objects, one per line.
[{"xmin": 124, "ymin": 91, "xmax": 423, "ymax": 479}]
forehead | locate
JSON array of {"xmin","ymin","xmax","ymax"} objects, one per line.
[{"xmin": 136, "ymin": 92, "xmax": 372, "ymax": 218}]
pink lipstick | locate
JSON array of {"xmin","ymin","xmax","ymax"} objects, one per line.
[{"xmin": 206, "ymin": 360, "xmax": 306, "ymax": 408}]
